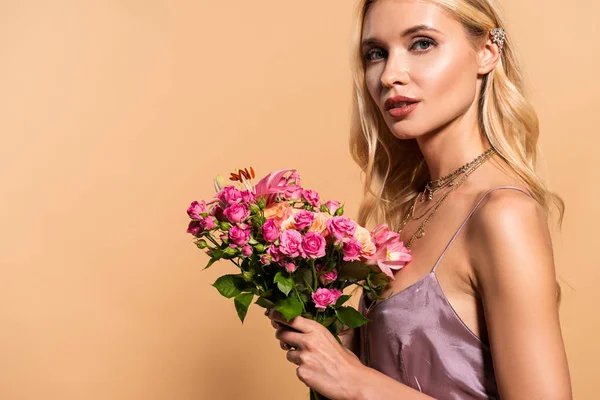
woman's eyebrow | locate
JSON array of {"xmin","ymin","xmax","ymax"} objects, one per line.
[{"xmin": 361, "ymin": 24, "xmax": 442, "ymax": 48}]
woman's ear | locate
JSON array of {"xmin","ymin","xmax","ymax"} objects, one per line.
[{"xmin": 477, "ymin": 37, "xmax": 501, "ymax": 75}]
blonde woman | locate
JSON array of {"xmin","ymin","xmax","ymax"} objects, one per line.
[{"xmin": 265, "ymin": 0, "xmax": 572, "ymax": 398}]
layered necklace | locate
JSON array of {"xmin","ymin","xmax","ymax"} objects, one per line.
[{"xmin": 398, "ymin": 147, "xmax": 496, "ymax": 250}]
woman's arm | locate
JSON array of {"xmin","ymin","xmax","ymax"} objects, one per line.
[
  {"xmin": 469, "ymin": 189, "xmax": 572, "ymax": 399},
  {"xmin": 338, "ymin": 326, "xmax": 360, "ymax": 357}
]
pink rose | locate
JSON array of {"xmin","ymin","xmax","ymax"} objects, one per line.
[
  {"xmin": 209, "ymin": 205, "xmax": 226, "ymax": 222},
  {"xmin": 187, "ymin": 200, "xmax": 207, "ymax": 219},
  {"xmin": 242, "ymin": 245, "xmax": 253, "ymax": 257},
  {"xmin": 279, "ymin": 229, "xmax": 303, "ymax": 258},
  {"xmin": 262, "ymin": 218, "xmax": 280, "ymax": 242},
  {"xmin": 326, "ymin": 216, "xmax": 357, "ymax": 240},
  {"xmin": 203, "ymin": 216, "xmax": 217, "ymax": 230},
  {"xmin": 288, "ymin": 172, "xmax": 301, "ymax": 185},
  {"xmin": 267, "ymin": 245, "xmax": 282, "ymax": 263},
  {"xmin": 229, "ymin": 224, "xmax": 251, "ymax": 246},
  {"xmin": 312, "ymin": 288, "xmax": 343, "ymax": 310},
  {"xmin": 217, "ymin": 186, "xmax": 243, "ymax": 205},
  {"xmin": 302, "ymin": 189, "xmax": 320, "ymax": 207},
  {"xmin": 186, "ymin": 220, "xmax": 203, "ymax": 236},
  {"xmin": 285, "ymin": 262, "xmax": 298, "ymax": 273},
  {"xmin": 283, "ymin": 185, "xmax": 303, "ymax": 201},
  {"xmin": 261, "ymin": 254, "xmax": 271, "ymax": 265},
  {"xmin": 325, "ymin": 200, "xmax": 340, "ymax": 215},
  {"xmin": 241, "ymin": 190, "xmax": 256, "ymax": 204},
  {"xmin": 319, "ymin": 268, "xmax": 338, "ymax": 285},
  {"xmin": 342, "ymin": 237, "xmax": 362, "ymax": 261},
  {"xmin": 301, "ymin": 232, "xmax": 326, "ymax": 259},
  {"xmin": 294, "ymin": 210, "xmax": 316, "ymax": 230},
  {"xmin": 223, "ymin": 203, "xmax": 250, "ymax": 224}
]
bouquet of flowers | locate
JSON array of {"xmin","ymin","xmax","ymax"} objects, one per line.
[
  {"xmin": 187, "ymin": 167, "xmax": 412, "ymax": 398},
  {"xmin": 186, "ymin": 167, "xmax": 412, "ymax": 338}
]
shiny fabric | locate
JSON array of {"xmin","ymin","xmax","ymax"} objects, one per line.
[{"xmin": 358, "ymin": 186, "xmax": 532, "ymax": 400}]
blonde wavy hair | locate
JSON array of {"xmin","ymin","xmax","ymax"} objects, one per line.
[{"xmin": 349, "ymin": 0, "xmax": 565, "ymax": 234}]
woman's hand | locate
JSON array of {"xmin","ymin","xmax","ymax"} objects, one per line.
[{"xmin": 264, "ymin": 308, "xmax": 366, "ymax": 400}]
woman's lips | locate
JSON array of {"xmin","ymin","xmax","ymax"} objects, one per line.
[{"xmin": 387, "ymin": 101, "xmax": 420, "ymax": 119}]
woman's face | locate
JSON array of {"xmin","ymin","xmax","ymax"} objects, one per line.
[{"xmin": 361, "ymin": 0, "xmax": 481, "ymax": 140}]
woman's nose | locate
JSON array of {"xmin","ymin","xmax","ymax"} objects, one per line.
[{"xmin": 380, "ymin": 56, "xmax": 411, "ymax": 88}]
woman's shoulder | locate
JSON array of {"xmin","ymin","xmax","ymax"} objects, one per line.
[{"xmin": 465, "ymin": 183, "xmax": 553, "ymax": 288}]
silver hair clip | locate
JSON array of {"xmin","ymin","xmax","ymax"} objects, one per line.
[{"xmin": 490, "ymin": 28, "xmax": 506, "ymax": 53}]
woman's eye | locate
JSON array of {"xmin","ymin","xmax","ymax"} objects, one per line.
[
  {"xmin": 411, "ymin": 39, "xmax": 435, "ymax": 52},
  {"xmin": 364, "ymin": 48, "xmax": 386, "ymax": 62}
]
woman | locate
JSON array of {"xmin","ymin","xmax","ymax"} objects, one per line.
[{"xmin": 265, "ymin": 0, "xmax": 572, "ymax": 398}]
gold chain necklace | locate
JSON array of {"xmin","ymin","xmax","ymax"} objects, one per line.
[
  {"xmin": 399, "ymin": 148, "xmax": 496, "ymax": 250},
  {"xmin": 423, "ymin": 148, "xmax": 496, "ymax": 201},
  {"xmin": 409, "ymin": 149, "xmax": 495, "ymax": 221}
]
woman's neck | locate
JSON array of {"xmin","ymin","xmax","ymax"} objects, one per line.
[{"xmin": 416, "ymin": 120, "xmax": 491, "ymax": 181}]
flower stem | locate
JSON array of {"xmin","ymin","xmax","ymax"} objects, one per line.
[{"xmin": 293, "ymin": 283, "xmax": 307, "ymax": 314}]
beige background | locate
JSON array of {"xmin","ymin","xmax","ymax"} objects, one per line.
[{"xmin": 0, "ymin": 0, "xmax": 597, "ymax": 399}]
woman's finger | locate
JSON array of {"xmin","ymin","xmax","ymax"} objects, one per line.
[
  {"xmin": 275, "ymin": 327, "xmax": 304, "ymax": 348},
  {"xmin": 280, "ymin": 341, "xmax": 294, "ymax": 350},
  {"xmin": 285, "ymin": 348, "xmax": 301, "ymax": 365}
]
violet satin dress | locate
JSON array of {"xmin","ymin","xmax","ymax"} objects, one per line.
[{"xmin": 358, "ymin": 186, "xmax": 533, "ymax": 399}]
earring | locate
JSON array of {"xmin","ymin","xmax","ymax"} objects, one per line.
[{"xmin": 490, "ymin": 28, "xmax": 506, "ymax": 53}]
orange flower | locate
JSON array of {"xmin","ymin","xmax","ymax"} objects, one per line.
[
  {"xmin": 353, "ymin": 225, "xmax": 376, "ymax": 257},
  {"xmin": 263, "ymin": 202, "xmax": 293, "ymax": 226},
  {"xmin": 307, "ymin": 212, "xmax": 332, "ymax": 237}
]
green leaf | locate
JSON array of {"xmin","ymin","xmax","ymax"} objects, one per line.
[
  {"xmin": 255, "ymin": 297, "xmax": 276, "ymax": 309},
  {"xmin": 274, "ymin": 297, "xmax": 304, "ymax": 322},
  {"xmin": 321, "ymin": 316, "xmax": 336, "ymax": 327},
  {"xmin": 234, "ymin": 292, "xmax": 254, "ymax": 323},
  {"xmin": 233, "ymin": 275, "xmax": 255, "ymax": 293},
  {"xmin": 202, "ymin": 257, "xmax": 218, "ymax": 270},
  {"xmin": 274, "ymin": 271, "xmax": 294, "ymax": 296},
  {"xmin": 297, "ymin": 267, "xmax": 314, "ymax": 290},
  {"xmin": 335, "ymin": 306, "xmax": 369, "ymax": 329},
  {"xmin": 335, "ymin": 294, "xmax": 352, "ymax": 308},
  {"xmin": 212, "ymin": 275, "xmax": 242, "ymax": 298},
  {"xmin": 337, "ymin": 261, "xmax": 372, "ymax": 280}
]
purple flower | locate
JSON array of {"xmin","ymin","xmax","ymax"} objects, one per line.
[
  {"xmin": 302, "ymin": 189, "xmax": 320, "ymax": 207},
  {"xmin": 294, "ymin": 210, "xmax": 316, "ymax": 230},
  {"xmin": 262, "ymin": 218, "xmax": 280, "ymax": 242},
  {"xmin": 223, "ymin": 203, "xmax": 250, "ymax": 224},
  {"xmin": 279, "ymin": 229, "xmax": 303, "ymax": 258},
  {"xmin": 301, "ymin": 232, "xmax": 326, "ymax": 259},
  {"xmin": 229, "ymin": 224, "xmax": 251, "ymax": 246}
]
